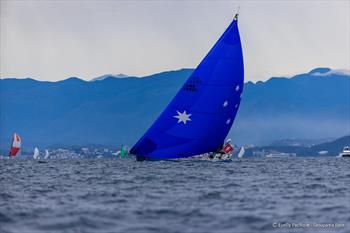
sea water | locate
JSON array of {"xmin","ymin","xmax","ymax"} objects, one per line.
[{"xmin": 0, "ymin": 157, "xmax": 349, "ymax": 233}]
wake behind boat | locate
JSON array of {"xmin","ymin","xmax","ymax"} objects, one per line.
[{"xmin": 130, "ymin": 14, "xmax": 244, "ymax": 161}]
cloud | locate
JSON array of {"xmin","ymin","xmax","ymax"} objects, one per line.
[{"xmin": 1, "ymin": 1, "xmax": 349, "ymax": 81}]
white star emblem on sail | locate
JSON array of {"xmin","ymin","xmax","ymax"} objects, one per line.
[{"xmin": 174, "ymin": 110, "xmax": 192, "ymax": 124}]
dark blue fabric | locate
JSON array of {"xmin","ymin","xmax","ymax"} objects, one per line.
[{"xmin": 130, "ymin": 19, "xmax": 244, "ymax": 159}]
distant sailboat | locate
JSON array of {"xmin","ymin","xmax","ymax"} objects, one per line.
[
  {"xmin": 33, "ymin": 147, "xmax": 40, "ymax": 159},
  {"xmin": 130, "ymin": 14, "xmax": 244, "ymax": 160},
  {"xmin": 237, "ymin": 147, "xmax": 245, "ymax": 158},
  {"xmin": 120, "ymin": 145, "xmax": 127, "ymax": 158},
  {"xmin": 9, "ymin": 133, "xmax": 21, "ymax": 157},
  {"xmin": 44, "ymin": 149, "xmax": 50, "ymax": 159}
]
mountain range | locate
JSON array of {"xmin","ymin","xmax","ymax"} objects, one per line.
[
  {"xmin": 247, "ymin": 135, "xmax": 350, "ymax": 157},
  {"xmin": 0, "ymin": 67, "xmax": 349, "ymax": 150}
]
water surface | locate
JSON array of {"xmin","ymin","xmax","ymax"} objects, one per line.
[{"xmin": 1, "ymin": 157, "xmax": 349, "ymax": 233}]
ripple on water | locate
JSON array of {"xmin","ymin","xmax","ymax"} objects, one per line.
[{"xmin": 0, "ymin": 158, "xmax": 349, "ymax": 233}]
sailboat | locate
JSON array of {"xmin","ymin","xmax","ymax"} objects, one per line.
[
  {"xmin": 237, "ymin": 146, "xmax": 245, "ymax": 158},
  {"xmin": 130, "ymin": 14, "xmax": 244, "ymax": 160},
  {"xmin": 120, "ymin": 145, "xmax": 127, "ymax": 158},
  {"xmin": 44, "ymin": 149, "xmax": 50, "ymax": 159},
  {"xmin": 9, "ymin": 133, "xmax": 21, "ymax": 157},
  {"xmin": 33, "ymin": 147, "xmax": 40, "ymax": 159}
]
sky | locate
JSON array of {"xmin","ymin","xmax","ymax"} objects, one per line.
[{"xmin": 0, "ymin": 0, "xmax": 349, "ymax": 82}]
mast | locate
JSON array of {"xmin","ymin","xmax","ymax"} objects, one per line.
[{"xmin": 234, "ymin": 6, "xmax": 240, "ymax": 21}]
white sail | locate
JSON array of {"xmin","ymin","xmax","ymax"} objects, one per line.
[
  {"xmin": 33, "ymin": 147, "xmax": 40, "ymax": 159},
  {"xmin": 44, "ymin": 149, "xmax": 50, "ymax": 159},
  {"xmin": 237, "ymin": 147, "xmax": 245, "ymax": 158}
]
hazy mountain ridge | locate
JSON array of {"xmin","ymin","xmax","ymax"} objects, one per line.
[
  {"xmin": 247, "ymin": 135, "xmax": 350, "ymax": 157},
  {"xmin": 0, "ymin": 67, "xmax": 349, "ymax": 149},
  {"xmin": 90, "ymin": 73, "xmax": 131, "ymax": 82}
]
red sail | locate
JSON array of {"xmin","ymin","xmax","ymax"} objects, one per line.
[{"xmin": 9, "ymin": 133, "xmax": 21, "ymax": 157}]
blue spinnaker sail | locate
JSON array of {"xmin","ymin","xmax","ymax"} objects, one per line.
[{"xmin": 131, "ymin": 15, "xmax": 244, "ymax": 160}]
